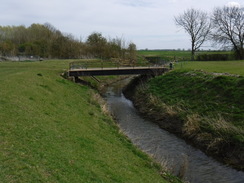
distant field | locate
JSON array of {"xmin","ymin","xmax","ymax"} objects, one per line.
[
  {"xmin": 137, "ymin": 50, "xmax": 233, "ymax": 61},
  {"xmin": 174, "ymin": 61, "xmax": 244, "ymax": 75},
  {"xmin": 137, "ymin": 50, "xmax": 243, "ymax": 75},
  {"xmin": 138, "ymin": 50, "xmax": 192, "ymax": 58}
]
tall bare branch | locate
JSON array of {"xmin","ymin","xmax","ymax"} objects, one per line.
[
  {"xmin": 175, "ymin": 8, "xmax": 211, "ymax": 60},
  {"xmin": 211, "ymin": 6, "xmax": 244, "ymax": 59}
]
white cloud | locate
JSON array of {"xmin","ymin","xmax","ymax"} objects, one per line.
[
  {"xmin": 117, "ymin": 0, "xmax": 154, "ymax": 7},
  {"xmin": 226, "ymin": 2, "xmax": 241, "ymax": 8}
]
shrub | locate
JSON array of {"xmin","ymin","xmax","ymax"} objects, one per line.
[{"xmin": 196, "ymin": 54, "xmax": 235, "ymax": 61}]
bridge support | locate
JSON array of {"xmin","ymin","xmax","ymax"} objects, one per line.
[
  {"xmin": 74, "ymin": 76, "xmax": 79, "ymax": 82},
  {"xmin": 91, "ymin": 76, "xmax": 100, "ymax": 82}
]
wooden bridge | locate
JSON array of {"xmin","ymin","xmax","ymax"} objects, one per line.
[{"xmin": 68, "ymin": 60, "xmax": 169, "ymax": 78}]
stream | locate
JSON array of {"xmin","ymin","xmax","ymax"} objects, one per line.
[{"xmin": 102, "ymin": 78, "xmax": 244, "ymax": 183}]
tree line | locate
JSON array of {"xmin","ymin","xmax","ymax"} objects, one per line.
[
  {"xmin": 175, "ymin": 5, "xmax": 244, "ymax": 60},
  {"xmin": 0, "ymin": 23, "xmax": 137, "ymax": 61}
]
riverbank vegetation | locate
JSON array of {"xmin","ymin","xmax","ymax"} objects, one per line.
[
  {"xmin": 0, "ymin": 60, "xmax": 181, "ymax": 182},
  {"xmin": 124, "ymin": 61, "xmax": 244, "ymax": 170}
]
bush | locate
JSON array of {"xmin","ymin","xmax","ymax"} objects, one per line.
[{"xmin": 196, "ymin": 54, "xmax": 235, "ymax": 61}]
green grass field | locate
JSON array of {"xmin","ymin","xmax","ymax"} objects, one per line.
[
  {"xmin": 137, "ymin": 50, "xmax": 232, "ymax": 61},
  {"xmin": 138, "ymin": 50, "xmax": 244, "ymax": 75},
  {"xmin": 138, "ymin": 50, "xmax": 191, "ymax": 57},
  {"xmin": 174, "ymin": 60, "xmax": 244, "ymax": 75},
  {"xmin": 0, "ymin": 60, "xmax": 178, "ymax": 183}
]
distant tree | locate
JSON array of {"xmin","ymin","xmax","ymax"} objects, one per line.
[
  {"xmin": 86, "ymin": 32, "xmax": 107, "ymax": 58},
  {"xmin": 0, "ymin": 23, "xmax": 137, "ymax": 60},
  {"xmin": 106, "ymin": 39, "xmax": 121, "ymax": 58},
  {"xmin": 51, "ymin": 32, "xmax": 70, "ymax": 58},
  {"xmin": 27, "ymin": 24, "xmax": 51, "ymax": 57},
  {"xmin": 44, "ymin": 23, "xmax": 63, "ymax": 58},
  {"xmin": 0, "ymin": 40, "xmax": 15, "ymax": 56},
  {"xmin": 211, "ymin": 6, "xmax": 244, "ymax": 59},
  {"xmin": 127, "ymin": 42, "xmax": 137, "ymax": 64},
  {"xmin": 106, "ymin": 37, "xmax": 127, "ymax": 59},
  {"xmin": 13, "ymin": 25, "xmax": 27, "ymax": 45},
  {"xmin": 175, "ymin": 9, "xmax": 211, "ymax": 60}
]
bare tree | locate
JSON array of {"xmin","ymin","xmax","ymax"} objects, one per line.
[
  {"xmin": 175, "ymin": 9, "xmax": 211, "ymax": 60},
  {"xmin": 211, "ymin": 6, "xmax": 244, "ymax": 59}
]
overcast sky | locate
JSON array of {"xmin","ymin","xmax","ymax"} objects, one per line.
[{"xmin": 1, "ymin": 0, "xmax": 243, "ymax": 49}]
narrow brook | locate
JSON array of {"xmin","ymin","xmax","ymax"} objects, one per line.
[{"xmin": 102, "ymin": 79, "xmax": 244, "ymax": 183}]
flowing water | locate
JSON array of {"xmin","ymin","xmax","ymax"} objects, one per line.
[{"xmin": 103, "ymin": 79, "xmax": 244, "ymax": 183}]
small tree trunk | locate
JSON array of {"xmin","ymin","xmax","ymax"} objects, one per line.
[
  {"xmin": 235, "ymin": 48, "xmax": 243, "ymax": 60},
  {"xmin": 191, "ymin": 52, "xmax": 195, "ymax": 61},
  {"xmin": 191, "ymin": 47, "xmax": 195, "ymax": 61},
  {"xmin": 240, "ymin": 43, "xmax": 244, "ymax": 60},
  {"xmin": 191, "ymin": 40, "xmax": 195, "ymax": 61}
]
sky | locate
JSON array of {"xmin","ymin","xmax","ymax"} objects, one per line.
[{"xmin": 1, "ymin": 0, "xmax": 243, "ymax": 50}]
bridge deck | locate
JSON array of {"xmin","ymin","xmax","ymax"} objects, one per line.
[{"xmin": 68, "ymin": 66, "xmax": 168, "ymax": 77}]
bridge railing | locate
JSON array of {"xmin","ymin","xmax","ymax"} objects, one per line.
[{"xmin": 69, "ymin": 59, "xmax": 166, "ymax": 70}]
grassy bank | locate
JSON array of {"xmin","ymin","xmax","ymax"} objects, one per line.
[
  {"xmin": 0, "ymin": 60, "xmax": 178, "ymax": 182},
  {"xmin": 125, "ymin": 61, "xmax": 244, "ymax": 170}
]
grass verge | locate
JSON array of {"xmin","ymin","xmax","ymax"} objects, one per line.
[
  {"xmin": 124, "ymin": 67, "xmax": 243, "ymax": 170},
  {"xmin": 0, "ymin": 60, "xmax": 180, "ymax": 182}
]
